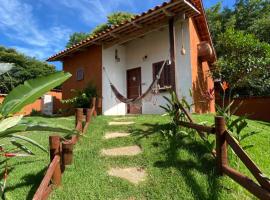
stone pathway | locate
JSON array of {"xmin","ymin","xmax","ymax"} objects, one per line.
[
  {"xmin": 108, "ymin": 122, "xmax": 135, "ymax": 126},
  {"xmin": 101, "ymin": 117, "xmax": 147, "ymax": 185},
  {"xmin": 101, "ymin": 145, "xmax": 142, "ymax": 156},
  {"xmin": 108, "ymin": 167, "xmax": 146, "ymax": 185},
  {"xmin": 104, "ymin": 132, "xmax": 131, "ymax": 139},
  {"xmin": 113, "ymin": 117, "xmax": 136, "ymax": 121}
]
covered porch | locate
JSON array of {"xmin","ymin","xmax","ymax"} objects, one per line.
[{"xmin": 101, "ymin": 1, "xmax": 200, "ymax": 115}]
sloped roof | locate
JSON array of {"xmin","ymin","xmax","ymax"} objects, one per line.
[{"xmin": 48, "ymin": 0, "xmax": 213, "ymax": 62}]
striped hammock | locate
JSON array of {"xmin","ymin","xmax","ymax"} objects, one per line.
[{"xmin": 103, "ymin": 59, "xmax": 168, "ymax": 104}]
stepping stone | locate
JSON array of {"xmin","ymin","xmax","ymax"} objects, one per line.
[
  {"xmin": 101, "ymin": 145, "xmax": 142, "ymax": 156},
  {"xmin": 108, "ymin": 167, "xmax": 146, "ymax": 185},
  {"xmin": 109, "ymin": 122, "xmax": 135, "ymax": 126},
  {"xmin": 104, "ymin": 132, "xmax": 131, "ymax": 139},
  {"xmin": 113, "ymin": 117, "xmax": 136, "ymax": 121}
]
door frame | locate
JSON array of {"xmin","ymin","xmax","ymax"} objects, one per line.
[{"xmin": 126, "ymin": 67, "xmax": 142, "ymax": 114}]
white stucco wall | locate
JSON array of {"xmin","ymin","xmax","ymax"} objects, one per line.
[
  {"xmin": 102, "ymin": 45, "xmax": 126, "ymax": 115},
  {"xmin": 175, "ymin": 19, "xmax": 193, "ymax": 105},
  {"xmin": 125, "ymin": 27, "xmax": 170, "ymax": 114},
  {"xmin": 102, "ymin": 18, "xmax": 192, "ymax": 115}
]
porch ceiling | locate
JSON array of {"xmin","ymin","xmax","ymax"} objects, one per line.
[{"xmin": 47, "ymin": 0, "xmax": 200, "ymax": 62}]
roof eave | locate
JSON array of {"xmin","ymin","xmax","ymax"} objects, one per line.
[{"xmin": 47, "ymin": 0, "xmax": 201, "ymax": 62}]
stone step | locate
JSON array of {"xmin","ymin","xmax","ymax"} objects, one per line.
[
  {"xmin": 113, "ymin": 117, "xmax": 136, "ymax": 121},
  {"xmin": 108, "ymin": 167, "xmax": 146, "ymax": 185},
  {"xmin": 104, "ymin": 132, "xmax": 131, "ymax": 139},
  {"xmin": 108, "ymin": 122, "xmax": 135, "ymax": 126},
  {"xmin": 101, "ymin": 145, "xmax": 142, "ymax": 156}
]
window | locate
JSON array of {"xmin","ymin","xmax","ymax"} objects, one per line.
[
  {"xmin": 153, "ymin": 61, "xmax": 174, "ymax": 89},
  {"xmin": 76, "ymin": 68, "xmax": 84, "ymax": 81}
]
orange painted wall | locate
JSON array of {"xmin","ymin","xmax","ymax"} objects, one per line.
[
  {"xmin": 215, "ymin": 95, "xmax": 270, "ymax": 122},
  {"xmin": 0, "ymin": 90, "xmax": 62, "ymax": 115},
  {"xmin": 62, "ymin": 45, "xmax": 102, "ymax": 111},
  {"xmin": 189, "ymin": 18, "xmax": 215, "ymax": 113}
]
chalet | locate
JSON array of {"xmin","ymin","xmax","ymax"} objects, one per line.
[{"xmin": 47, "ymin": 0, "xmax": 216, "ymax": 115}]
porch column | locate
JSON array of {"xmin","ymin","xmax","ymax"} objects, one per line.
[{"xmin": 169, "ymin": 17, "xmax": 176, "ymax": 92}]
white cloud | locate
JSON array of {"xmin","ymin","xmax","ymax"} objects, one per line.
[
  {"xmin": 0, "ymin": 0, "xmax": 165, "ymax": 60},
  {"xmin": 45, "ymin": 0, "xmax": 137, "ymax": 25},
  {"xmin": 0, "ymin": 0, "xmax": 72, "ymax": 59}
]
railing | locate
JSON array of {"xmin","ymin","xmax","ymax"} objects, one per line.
[
  {"xmin": 179, "ymin": 116, "xmax": 270, "ymax": 200},
  {"xmin": 33, "ymin": 98, "xmax": 99, "ymax": 200}
]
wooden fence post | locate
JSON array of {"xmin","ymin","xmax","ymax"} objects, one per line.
[
  {"xmin": 75, "ymin": 108, "xmax": 84, "ymax": 131},
  {"xmin": 86, "ymin": 109, "xmax": 91, "ymax": 123},
  {"xmin": 92, "ymin": 97, "xmax": 97, "ymax": 117},
  {"xmin": 97, "ymin": 97, "xmax": 102, "ymax": 114},
  {"xmin": 215, "ymin": 116, "xmax": 227, "ymax": 175},
  {"xmin": 49, "ymin": 136, "xmax": 62, "ymax": 186},
  {"xmin": 62, "ymin": 141, "xmax": 74, "ymax": 166}
]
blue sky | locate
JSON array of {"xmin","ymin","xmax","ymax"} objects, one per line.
[{"xmin": 0, "ymin": 0, "xmax": 234, "ymax": 70}]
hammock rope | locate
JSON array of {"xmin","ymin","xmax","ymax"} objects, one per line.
[{"xmin": 103, "ymin": 53, "xmax": 170, "ymax": 104}]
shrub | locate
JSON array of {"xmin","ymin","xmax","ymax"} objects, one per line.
[{"xmin": 62, "ymin": 83, "xmax": 97, "ymax": 108}]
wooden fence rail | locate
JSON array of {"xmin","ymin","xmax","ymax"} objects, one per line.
[
  {"xmin": 179, "ymin": 115, "xmax": 270, "ymax": 200},
  {"xmin": 33, "ymin": 98, "xmax": 98, "ymax": 200},
  {"xmin": 178, "ymin": 121, "xmax": 215, "ymax": 134}
]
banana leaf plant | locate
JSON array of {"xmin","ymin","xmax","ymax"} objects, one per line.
[{"xmin": 0, "ymin": 68, "xmax": 73, "ymax": 196}]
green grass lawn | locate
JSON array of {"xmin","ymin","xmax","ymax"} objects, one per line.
[
  {"xmin": 1, "ymin": 114, "xmax": 269, "ymax": 199},
  {"xmin": 1, "ymin": 116, "xmax": 74, "ymax": 200}
]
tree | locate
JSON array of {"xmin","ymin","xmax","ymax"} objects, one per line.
[
  {"xmin": 66, "ymin": 12, "xmax": 135, "ymax": 47},
  {"xmin": 0, "ymin": 46, "xmax": 56, "ymax": 94},
  {"xmin": 206, "ymin": 1, "xmax": 270, "ymax": 96},
  {"xmin": 107, "ymin": 12, "xmax": 134, "ymax": 26},
  {"xmin": 234, "ymin": 0, "xmax": 270, "ymax": 43},
  {"xmin": 66, "ymin": 32, "xmax": 90, "ymax": 48},
  {"xmin": 212, "ymin": 29, "xmax": 270, "ymax": 96}
]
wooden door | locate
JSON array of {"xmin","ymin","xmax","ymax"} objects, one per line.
[{"xmin": 127, "ymin": 67, "xmax": 142, "ymax": 114}]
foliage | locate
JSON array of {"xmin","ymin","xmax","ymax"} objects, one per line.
[
  {"xmin": 66, "ymin": 12, "xmax": 135, "ymax": 47},
  {"xmin": 0, "ymin": 46, "xmax": 56, "ymax": 94},
  {"xmin": 65, "ymin": 32, "xmax": 90, "ymax": 48},
  {"xmin": 206, "ymin": 1, "xmax": 270, "ymax": 97},
  {"xmin": 0, "ymin": 70, "xmax": 73, "ymax": 197},
  {"xmin": 62, "ymin": 83, "xmax": 97, "ymax": 108},
  {"xmin": 30, "ymin": 109, "xmax": 42, "ymax": 116},
  {"xmin": 91, "ymin": 24, "xmax": 110, "ymax": 36},
  {"xmin": 216, "ymin": 101, "xmax": 258, "ymax": 151},
  {"xmin": 107, "ymin": 12, "xmax": 134, "ymax": 26},
  {"xmin": 211, "ymin": 28, "xmax": 270, "ymax": 96},
  {"xmin": 160, "ymin": 91, "xmax": 215, "ymax": 153}
]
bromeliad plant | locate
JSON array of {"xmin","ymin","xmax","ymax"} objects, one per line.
[
  {"xmin": 216, "ymin": 83, "xmax": 258, "ymax": 168},
  {"xmin": 216, "ymin": 101, "xmax": 258, "ymax": 150},
  {"xmin": 160, "ymin": 91, "xmax": 215, "ymax": 153},
  {"xmin": 0, "ymin": 66, "xmax": 72, "ymax": 197}
]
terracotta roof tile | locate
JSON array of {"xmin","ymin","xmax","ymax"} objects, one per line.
[{"xmin": 47, "ymin": 0, "xmax": 210, "ymax": 62}]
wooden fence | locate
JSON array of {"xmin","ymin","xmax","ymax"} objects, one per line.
[
  {"xmin": 179, "ymin": 116, "xmax": 270, "ymax": 199},
  {"xmin": 33, "ymin": 98, "xmax": 98, "ymax": 200}
]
